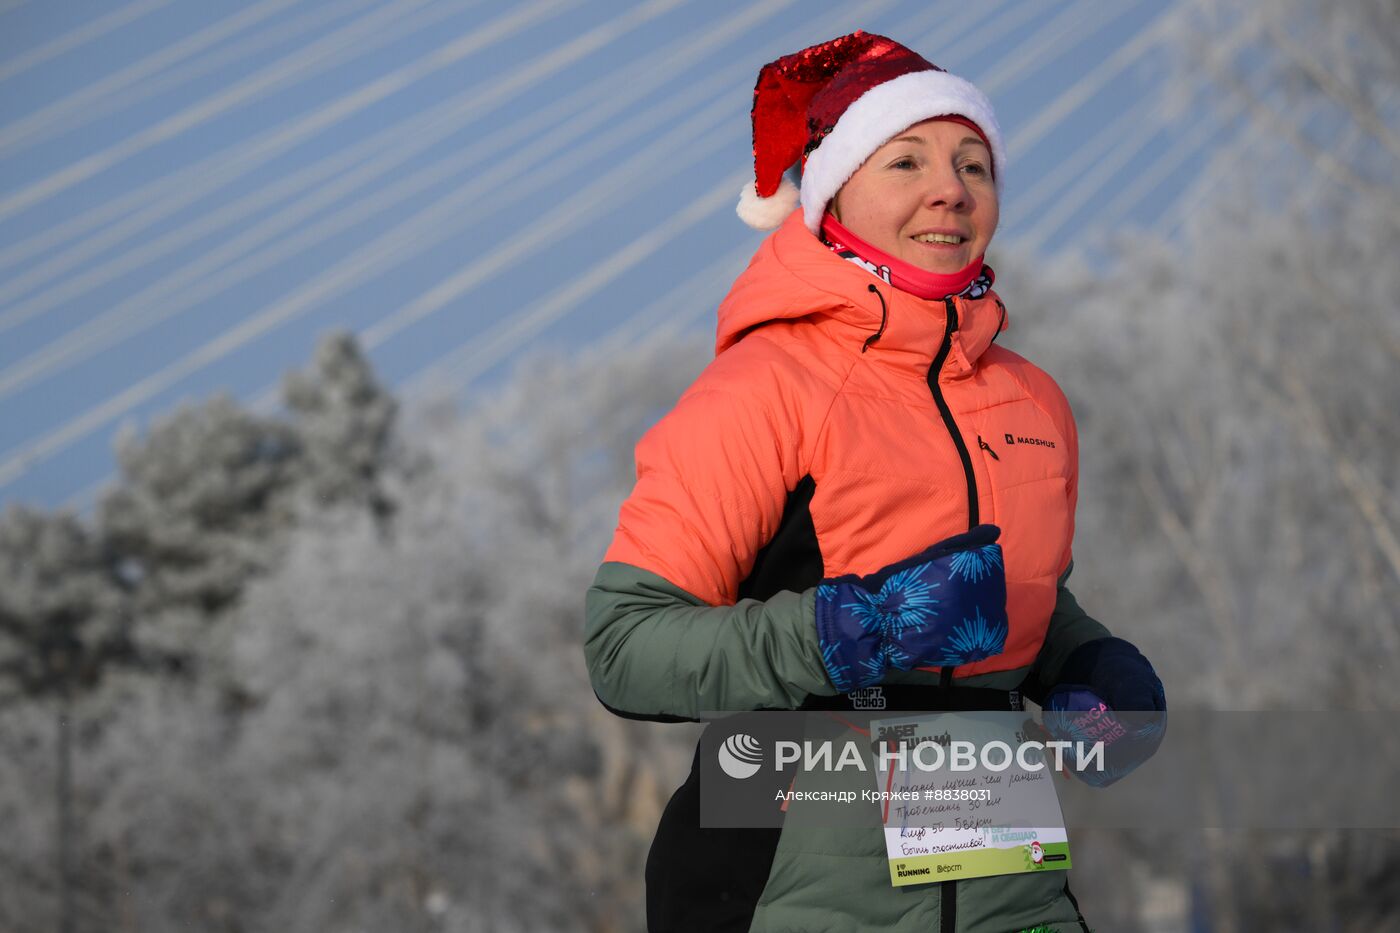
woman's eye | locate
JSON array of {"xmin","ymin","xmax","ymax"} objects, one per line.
[
  {"xmin": 890, "ymin": 157, "xmax": 917, "ymax": 170},
  {"xmin": 959, "ymin": 162, "xmax": 987, "ymax": 177}
]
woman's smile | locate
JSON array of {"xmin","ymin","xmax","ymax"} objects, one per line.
[{"xmin": 910, "ymin": 228, "xmax": 971, "ymax": 249}]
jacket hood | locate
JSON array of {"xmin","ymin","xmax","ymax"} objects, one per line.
[{"xmin": 715, "ymin": 211, "xmax": 1009, "ymax": 376}]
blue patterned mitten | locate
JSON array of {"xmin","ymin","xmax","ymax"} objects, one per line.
[
  {"xmin": 814, "ymin": 524, "xmax": 1009, "ymax": 693},
  {"xmin": 1042, "ymin": 637, "xmax": 1167, "ymax": 787}
]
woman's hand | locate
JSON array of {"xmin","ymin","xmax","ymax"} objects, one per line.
[
  {"xmin": 814, "ymin": 524, "xmax": 1009, "ymax": 692},
  {"xmin": 1041, "ymin": 636, "xmax": 1167, "ymax": 787}
]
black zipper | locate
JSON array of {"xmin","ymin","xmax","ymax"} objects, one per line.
[
  {"xmin": 928, "ymin": 296, "xmax": 979, "ymax": 531},
  {"xmin": 868, "ymin": 291, "xmax": 973, "ymax": 933},
  {"xmin": 931, "ymin": 296, "xmax": 974, "ymax": 933}
]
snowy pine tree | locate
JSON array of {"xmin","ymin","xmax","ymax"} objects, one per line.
[
  {"xmin": 0, "ymin": 507, "xmax": 126, "ymax": 703},
  {"xmin": 282, "ymin": 331, "xmax": 399, "ymax": 526},
  {"xmin": 0, "ymin": 507, "xmax": 131, "ymax": 933},
  {"xmin": 96, "ymin": 395, "xmax": 302, "ymax": 675}
]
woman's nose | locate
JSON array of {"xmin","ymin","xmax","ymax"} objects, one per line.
[{"xmin": 923, "ymin": 168, "xmax": 969, "ymax": 210}]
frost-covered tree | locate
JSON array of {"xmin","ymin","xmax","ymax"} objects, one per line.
[
  {"xmin": 36, "ymin": 332, "xmax": 707, "ymax": 932},
  {"xmin": 99, "ymin": 333, "xmax": 408, "ymax": 669},
  {"xmin": 99, "ymin": 395, "xmax": 301, "ymax": 626},
  {"xmin": 282, "ymin": 331, "xmax": 400, "ymax": 525},
  {"xmin": 0, "ymin": 507, "xmax": 127, "ymax": 933},
  {"xmin": 0, "ymin": 508, "xmax": 127, "ymax": 704}
]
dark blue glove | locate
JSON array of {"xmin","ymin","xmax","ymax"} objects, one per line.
[
  {"xmin": 1042, "ymin": 637, "xmax": 1166, "ymax": 787},
  {"xmin": 815, "ymin": 524, "xmax": 1009, "ymax": 693}
]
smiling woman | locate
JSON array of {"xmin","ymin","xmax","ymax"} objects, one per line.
[{"xmin": 584, "ymin": 30, "xmax": 1166, "ymax": 933}]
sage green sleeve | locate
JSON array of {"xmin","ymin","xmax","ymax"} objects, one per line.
[
  {"xmin": 1025, "ymin": 561, "xmax": 1112, "ymax": 701},
  {"xmin": 584, "ymin": 560, "xmax": 838, "ymax": 719}
]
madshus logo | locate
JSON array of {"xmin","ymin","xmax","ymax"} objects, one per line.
[
  {"xmin": 717, "ymin": 733, "xmax": 764, "ymax": 779},
  {"xmin": 1004, "ymin": 433, "xmax": 1056, "ymax": 449}
]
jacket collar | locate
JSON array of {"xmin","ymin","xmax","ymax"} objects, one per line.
[{"xmin": 716, "ymin": 211, "xmax": 1007, "ymax": 379}]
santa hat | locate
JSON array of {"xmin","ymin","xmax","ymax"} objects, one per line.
[{"xmin": 737, "ymin": 31, "xmax": 1006, "ymax": 233}]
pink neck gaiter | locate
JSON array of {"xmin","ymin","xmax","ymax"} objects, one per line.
[{"xmin": 820, "ymin": 212, "xmax": 993, "ymax": 301}]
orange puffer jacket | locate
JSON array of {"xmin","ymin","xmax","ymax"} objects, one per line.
[{"xmin": 604, "ymin": 209, "xmax": 1077, "ymax": 680}]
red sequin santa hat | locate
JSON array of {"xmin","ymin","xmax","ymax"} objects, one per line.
[{"xmin": 737, "ymin": 31, "xmax": 1005, "ymax": 233}]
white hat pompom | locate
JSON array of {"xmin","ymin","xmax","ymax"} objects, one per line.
[{"xmin": 736, "ymin": 176, "xmax": 799, "ymax": 230}]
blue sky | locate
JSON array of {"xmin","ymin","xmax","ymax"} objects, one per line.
[{"xmin": 0, "ymin": 0, "xmax": 1209, "ymax": 510}]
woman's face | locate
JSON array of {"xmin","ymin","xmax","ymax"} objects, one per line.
[{"xmin": 830, "ymin": 118, "xmax": 998, "ymax": 275}]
